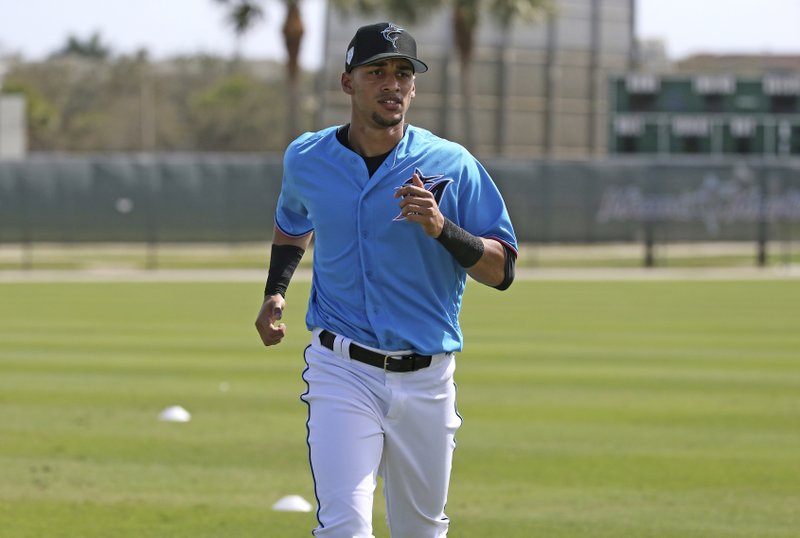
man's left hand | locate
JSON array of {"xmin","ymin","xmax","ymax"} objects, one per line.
[{"xmin": 394, "ymin": 172, "xmax": 445, "ymax": 238}]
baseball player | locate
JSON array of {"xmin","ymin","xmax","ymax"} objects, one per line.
[{"xmin": 255, "ymin": 22, "xmax": 517, "ymax": 538}]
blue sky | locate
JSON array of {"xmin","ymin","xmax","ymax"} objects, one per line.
[{"xmin": 0, "ymin": 0, "xmax": 798, "ymax": 69}]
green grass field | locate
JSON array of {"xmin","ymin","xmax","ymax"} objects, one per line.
[
  {"xmin": 2, "ymin": 242, "xmax": 799, "ymax": 270},
  {"xmin": 1, "ymin": 279, "xmax": 799, "ymax": 537}
]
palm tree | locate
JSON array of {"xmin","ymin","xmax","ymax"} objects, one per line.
[
  {"xmin": 214, "ymin": 0, "xmax": 305, "ymax": 144},
  {"xmin": 452, "ymin": 0, "xmax": 480, "ymax": 152},
  {"xmin": 214, "ymin": 0, "xmax": 265, "ymax": 59},
  {"xmin": 450, "ymin": 0, "xmax": 551, "ymax": 154},
  {"xmin": 282, "ymin": 0, "xmax": 304, "ymax": 143}
]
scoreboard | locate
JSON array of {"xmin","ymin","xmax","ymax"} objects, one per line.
[{"xmin": 609, "ymin": 73, "xmax": 800, "ymax": 157}]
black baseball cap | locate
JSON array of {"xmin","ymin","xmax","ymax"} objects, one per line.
[{"xmin": 345, "ymin": 22, "xmax": 428, "ymax": 74}]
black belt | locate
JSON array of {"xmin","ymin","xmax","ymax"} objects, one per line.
[{"xmin": 318, "ymin": 330, "xmax": 433, "ymax": 372}]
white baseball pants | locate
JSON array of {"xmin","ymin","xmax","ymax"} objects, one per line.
[{"xmin": 301, "ymin": 329, "xmax": 462, "ymax": 538}]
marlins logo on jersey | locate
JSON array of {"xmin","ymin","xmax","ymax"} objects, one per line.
[{"xmin": 394, "ymin": 168, "xmax": 454, "ymax": 221}]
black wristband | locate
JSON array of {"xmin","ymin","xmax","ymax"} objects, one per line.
[
  {"xmin": 435, "ymin": 218, "xmax": 484, "ymax": 268},
  {"xmin": 265, "ymin": 244, "xmax": 305, "ymax": 297}
]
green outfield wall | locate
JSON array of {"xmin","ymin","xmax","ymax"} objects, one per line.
[{"xmin": 1, "ymin": 154, "xmax": 799, "ymax": 245}]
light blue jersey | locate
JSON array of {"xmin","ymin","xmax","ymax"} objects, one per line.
[{"xmin": 275, "ymin": 124, "xmax": 517, "ymax": 355}]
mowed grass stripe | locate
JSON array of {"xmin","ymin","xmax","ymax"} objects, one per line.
[
  {"xmin": 456, "ymin": 280, "xmax": 800, "ymax": 536},
  {"xmin": 1, "ymin": 280, "xmax": 799, "ymax": 537}
]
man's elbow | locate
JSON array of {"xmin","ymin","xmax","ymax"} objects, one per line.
[{"xmin": 492, "ymin": 246, "xmax": 516, "ymax": 291}]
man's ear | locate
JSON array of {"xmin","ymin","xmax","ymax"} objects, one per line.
[{"xmin": 341, "ymin": 72, "xmax": 354, "ymax": 95}]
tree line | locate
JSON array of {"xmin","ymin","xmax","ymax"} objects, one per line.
[{"xmin": 2, "ymin": 52, "xmax": 311, "ymax": 153}]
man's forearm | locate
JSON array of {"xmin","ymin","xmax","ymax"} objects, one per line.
[
  {"xmin": 466, "ymin": 238, "xmax": 514, "ymax": 290},
  {"xmin": 264, "ymin": 228, "xmax": 313, "ymax": 297},
  {"xmin": 435, "ymin": 218, "xmax": 514, "ymax": 290}
]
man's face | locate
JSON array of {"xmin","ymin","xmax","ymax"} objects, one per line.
[{"xmin": 343, "ymin": 58, "xmax": 416, "ymax": 129}]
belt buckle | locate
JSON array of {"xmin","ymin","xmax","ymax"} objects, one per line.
[{"xmin": 384, "ymin": 353, "xmax": 417, "ymax": 371}]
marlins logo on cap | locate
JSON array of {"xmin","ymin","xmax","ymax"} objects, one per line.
[
  {"xmin": 381, "ymin": 23, "xmax": 404, "ymax": 50},
  {"xmin": 345, "ymin": 22, "xmax": 428, "ymax": 73}
]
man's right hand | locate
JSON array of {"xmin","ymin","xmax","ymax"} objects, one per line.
[{"xmin": 255, "ymin": 294, "xmax": 287, "ymax": 346}]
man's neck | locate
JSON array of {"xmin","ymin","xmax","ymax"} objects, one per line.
[{"xmin": 348, "ymin": 121, "xmax": 406, "ymax": 157}]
